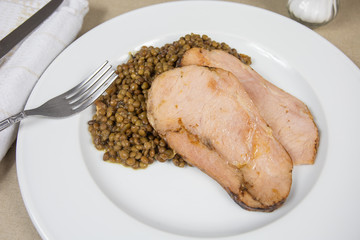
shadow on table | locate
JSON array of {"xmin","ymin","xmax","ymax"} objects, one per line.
[{"xmin": 0, "ymin": 142, "xmax": 16, "ymax": 183}]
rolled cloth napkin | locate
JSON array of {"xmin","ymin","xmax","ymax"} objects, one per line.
[{"xmin": 0, "ymin": 0, "xmax": 89, "ymax": 161}]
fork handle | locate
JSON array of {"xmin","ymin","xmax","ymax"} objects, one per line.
[{"xmin": 0, "ymin": 111, "xmax": 27, "ymax": 131}]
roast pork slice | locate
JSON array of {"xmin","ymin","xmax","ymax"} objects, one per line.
[
  {"xmin": 147, "ymin": 65, "xmax": 293, "ymax": 212},
  {"xmin": 180, "ymin": 48, "xmax": 319, "ymax": 165}
]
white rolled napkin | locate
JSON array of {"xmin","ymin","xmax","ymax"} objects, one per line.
[{"xmin": 0, "ymin": 0, "xmax": 89, "ymax": 161}]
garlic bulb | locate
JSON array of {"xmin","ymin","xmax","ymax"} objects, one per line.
[{"xmin": 288, "ymin": 0, "xmax": 339, "ymax": 27}]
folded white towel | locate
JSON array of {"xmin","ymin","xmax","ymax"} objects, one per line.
[{"xmin": 0, "ymin": 0, "xmax": 89, "ymax": 161}]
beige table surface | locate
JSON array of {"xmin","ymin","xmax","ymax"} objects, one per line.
[{"xmin": 0, "ymin": 0, "xmax": 359, "ymax": 239}]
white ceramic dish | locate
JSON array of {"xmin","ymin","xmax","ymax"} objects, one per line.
[{"xmin": 17, "ymin": 1, "xmax": 360, "ymax": 239}]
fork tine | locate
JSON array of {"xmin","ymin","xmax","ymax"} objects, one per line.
[
  {"xmin": 64, "ymin": 60, "xmax": 109, "ymax": 98},
  {"xmin": 72, "ymin": 72, "xmax": 118, "ymax": 112},
  {"xmin": 68, "ymin": 65, "xmax": 114, "ymax": 104},
  {"xmin": 69, "ymin": 67, "xmax": 116, "ymax": 105},
  {"xmin": 67, "ymin": 65, "xmax": 112, "ymax": 102}
]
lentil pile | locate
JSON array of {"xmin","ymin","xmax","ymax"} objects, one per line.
[{"xmin": 87, "ymin": 33, "xmax": 251, "ymax": 169}]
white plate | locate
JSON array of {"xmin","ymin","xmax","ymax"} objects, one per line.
[{"xmin": 17, "ymin": 1, "xmax": 360, "ymax": 239}]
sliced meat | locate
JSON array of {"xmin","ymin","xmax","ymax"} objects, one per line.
[
  {"xmin": 180, "ymin": 48, "xmax": 319, "ymax": 165},
  {"xmin": 147, "ymin": 65, "xmax": 293, "ymax": 212}
]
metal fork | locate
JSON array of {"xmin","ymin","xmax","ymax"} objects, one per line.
[{"xmin": 0, "ymin": 61, "xmax": 118, "ymax": 131}]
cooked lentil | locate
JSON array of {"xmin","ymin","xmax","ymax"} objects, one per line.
[{"xmin": 88, "ymin": 33, "xmax": 251, "ymax": 169}]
